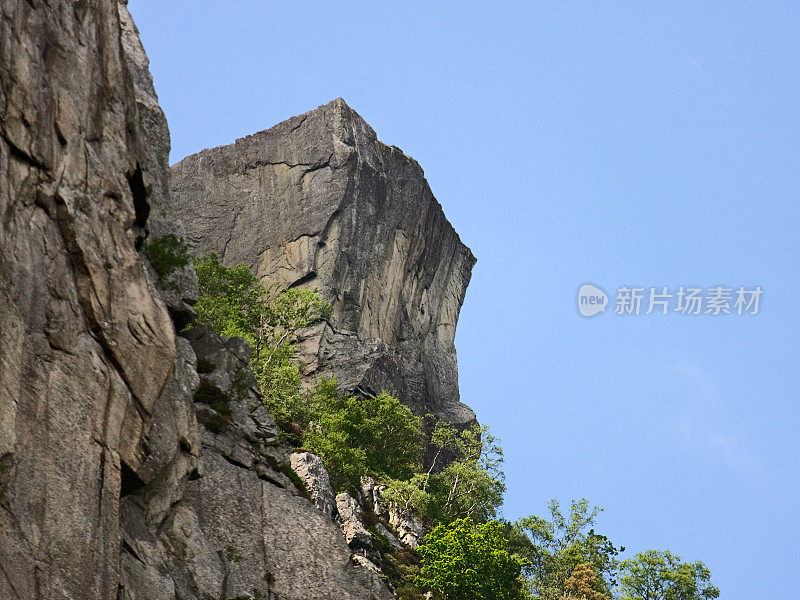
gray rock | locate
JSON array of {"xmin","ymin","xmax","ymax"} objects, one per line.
[
  {"xmin": 364, "ymin": 478, "xmax": 426, "ymax": 548},
  {"xmin": 172, "ymin": 98, "xmax": 477, "ymax": 427},
  {"xmin": 120, "ymin": 325, "xmax": 394, "ymax": 600},
  {"xmin": 183, "ymin": 325, "xmax": 292, "ymax": 484},
  {"xmin": 353, "ymin": 554, "xmax": 383, "ymax": 576},
  {"xmin": 156, "ymin": 451, "xmax": 391, "ymax": 600},
  {"xmin": 389, "ymin": 509, "xmax": 426, "ymax": 549},
  {"xmin": 336, "ymin": 492, "xmax": 374, "ymax": 552},
  {"xmin": 375, "ymin": 523, "xmax": 404, "ymax": 552},
  {"xmin": 1, "ymin": 2, "xmax": 397, "ymax": 599},
  {"xmin": 127, "ymin": 336, "xmax": 202, "ymax": 528},
  {"xmin": 0, "ymin": 1, "xmax": 176, "ymax": 598},
  {"xmin": 291, "ymin": 451, "xmax": 337, "ymax": 519},
  {"xmin": 118, "ymin": 3, "xmax": 199, "ymax": 327},
  {"xmin": 361, "ymin": 476, "xmax": 390, "ymax": 516}
]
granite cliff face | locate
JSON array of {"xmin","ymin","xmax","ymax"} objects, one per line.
[
  {"xmin": 171, "ymin": 101, "xmax": 476, "ymax": 426},
  {"xmin": 0, "ymin": 2, "xmax": 474, "ymax": 599},
  {"xmin": 0, "ymin": 2, "xmax": 177, "ymax": 597}
]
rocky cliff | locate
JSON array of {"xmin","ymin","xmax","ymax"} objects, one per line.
[
  {"xmin": 1, "ymin": 2, "xmax": 177, "ymax": 597},
  {"xmin": 0, "ymin": 2, "xmax": 474, "ymax": 599},
  {"xmin": 171, "ymin": 100, "xmax": 476, "ymax": 426}
]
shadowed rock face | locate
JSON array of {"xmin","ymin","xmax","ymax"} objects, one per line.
[{"xmin": 172, "ymin": 99, "xmax": 477, "ymax": 425}]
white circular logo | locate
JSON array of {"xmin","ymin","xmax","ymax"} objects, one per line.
[{"xmin": 578, "ymin": 284, "xmax": 608, "ymax": 317}]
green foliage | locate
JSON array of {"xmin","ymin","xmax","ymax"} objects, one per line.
[
  {"xmin": 418, "ymin": 517, "xmax": 527, "ymax": 600},
  {"xmin": 302, "ymin": 383, "xmax": 423, "ymax": 491},
  {"xmin": 224, "ymin": 545, "xmax": 243, "ymax": 563},
  {"xmin": 513, "ymin": 499, "xmax": 621, "ymax": 600},
  {"xmin": 192, "ymin": 252, "xmax": 271, "ymax": 341},
  {"xmin": 188, "ymin": 253, "xmax": 719, "ymax": 600},
  {"xmin": 255, "ymin": 361, "xmax": 304, "ymax": 440},
  {"xmin": 619, "ymin": 550, "xmax": 720, "ymax": 600},
  {"xmin": 192, "ymin": 252, "xmax": 330, "ymax": 435},
  {"xmin": 384, "ymin": 421, "xmax": 505, "ymax": 525},
  {"xmin": 142, "ymin": 234, "xmax": 190, "ymax": 288}
]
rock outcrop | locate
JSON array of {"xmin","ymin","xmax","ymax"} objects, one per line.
[
  {"xmin": 171, "ymin": 99, "xmax": 476, "ymax": 426},
  {"xmin": 290, "ymin": 451, "xmax": 337, "ymax": 519},
  {"xmin": 1, "ymin": 0, "xmax": 480, "ymax": 598},
  {"xmin": 336, "ymin": 492, "xmax": 374, "ymax": 553},
  {"xmin": 119, "ymin": 325, "xmax": 392, "ymax": 600}
]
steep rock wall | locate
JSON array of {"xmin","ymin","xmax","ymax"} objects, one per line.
[
  {"xmin": 119, "ymin": 326, "xmax": 392, "ymax": 600},
  {"xmin": 172, "ymin": 99, "xmax": 476, "ymax": 426},
  {"xmin": 0, "ymin": 1, "xmax": 177, "ymax": 597},
  {"xmin": 0, "ymin": 2, "xmax": 395, "ymax": 599}
]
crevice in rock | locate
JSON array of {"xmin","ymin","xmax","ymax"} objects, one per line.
[
  {"xmin": 120, "ymin": 461, "xmax": 146, "ymax": 498},
  {"xmin": 127, "ymin": 163, "xmax": 149, "ymax": 249},
  {"xmin": 49, "ymin": 187, "xmax": 160, "ymax": 421},
  {"xmin": 255, "ymin": 471, "xmax": 286, "ymax": 489},
  {"xmin": 120, "ymin": 538, "xmax": 145, "ymax": 565},
  {"xmin": 215, "ymin": 449, "xmax": 251, "ymax": 472},
  {"xmin": 2, "ymin": 133, "xmax": 45, "ymax": 170},
  {"xmin": 288, "ymin": 270, "xmax": 317, "ymax": 288},
  {"xmin": 54, "ymin": 121, "xmax": 67, "ymax": 146}
]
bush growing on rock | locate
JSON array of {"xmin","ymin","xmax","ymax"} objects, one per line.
[
  {"xmin": 302, "ymin": 381, "xmax": 423, "ymax": 492},
  {"xmin": 142, "ymin": 233, "xmax": 190, "ymax": 289},
  {"xmin": 191, "ymin": 251, "xmax": 330, "ymax": 436},
  {"xmin": 383, "ymin": 421, "xmax": 505, "ymax": 525}
]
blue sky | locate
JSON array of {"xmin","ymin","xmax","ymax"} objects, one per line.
[{"xmin": 129, "ymin": 2, "xmax": 800, "ymax": 598}]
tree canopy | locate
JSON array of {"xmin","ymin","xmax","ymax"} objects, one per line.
[
  {"xmin": 418, "ymin": 517, "xmax": 528, "ymax": 600},
  {"xmin": 619, "ymin": 550, "xmax": 720, "ymax": 600},
  {"xmin": 513, "ymin": 499, "xmax": 622, "ymax": 600}
]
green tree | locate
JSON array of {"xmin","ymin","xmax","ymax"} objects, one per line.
[
  {"xmin": 513, "ymin": 499, "xmax": 621, "ymax": 600},
  {"xmin": 383, "ymin": 421, "xmax": 505, "ymax": 525},
  {"xmin": 302, "ymin": 384, "xmax": 422, "ymax": 491},
  {"xmin": 418, "ymin": 517, "xmax": 527, "ymax": 600},
  {"xmin": 619, "ymin": 550, "xmax": 719, "ymax": 600},
  {"xmin": 427, "ymin": 422, "xmax": 505, "ymax": 523},
  {"xmin": 192, "ymin": 252, "xmax": 330, "ymax": 435}
]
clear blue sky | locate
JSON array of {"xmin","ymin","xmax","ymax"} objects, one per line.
[{"xmin": 129, "ymin": 2, "xmax": 800, "ymax": 598}]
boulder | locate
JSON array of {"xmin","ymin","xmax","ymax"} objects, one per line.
[
  {"xmin": 291, "ymin": 451, "xmax": 337, "ymax": 519},
  {"xmin": 336, "ymin": 492, "xmax": 374, "ymax": 552}
]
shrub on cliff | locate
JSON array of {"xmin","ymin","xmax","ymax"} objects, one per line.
[
  {"xmin": 192, "ymin": 252, "xmax": 330, "ymax": 433},
  {"xmin": 384, "ymin": 421, "xmax": 505, "ymax": 525},
  {"xmin": 142, "ymin": 233, "xmax": 190, "ymax": 289},
  {"xmin": 302, "ymin": 380, "xmax": 423, "ymax": 491}
]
